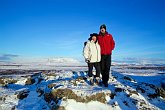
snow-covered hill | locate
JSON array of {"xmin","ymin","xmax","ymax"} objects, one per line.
[
  {"xmin": 0, "ymin": 57, "xmax": 85, "ymax": 70},
  {"xmin": 47, "ymin": 57, "xmax": 80, "ymax": 64},
  {"xmin": 0, "ymin": 65, "xmax": 165, "ymax": 110},
  {"xmin": 113, "ymin": 58, "xmax": 165, "ymax": 66}
]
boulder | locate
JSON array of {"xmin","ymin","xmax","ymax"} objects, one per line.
[{"xmin": 17, "ymin": 89, "xmax": 30, "ymax": 100}]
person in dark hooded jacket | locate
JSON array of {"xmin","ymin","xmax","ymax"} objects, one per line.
[{"xmin": 97, "ymin": 24, "xmax": 115, "ymax": 87}]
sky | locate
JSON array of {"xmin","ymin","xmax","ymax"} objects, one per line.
[{"xmin": 0, "ymin": 0, "xmax": 165, "ymax": 63}]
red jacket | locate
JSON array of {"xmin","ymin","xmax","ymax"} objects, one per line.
[{"xmin": 98, "ymin": 32, "xmax": 115, "ymax": 55}]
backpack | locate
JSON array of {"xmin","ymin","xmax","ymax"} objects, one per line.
[{"xmin": 84, "ymin": 41, "xmax": 87, "ymax": 47}]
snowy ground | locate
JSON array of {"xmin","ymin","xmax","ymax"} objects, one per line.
[{"xmin": 0, "ymin": 64, "xmax": 165, "ymax": 110}]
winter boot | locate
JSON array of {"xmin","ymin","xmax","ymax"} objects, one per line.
[
  {"xmin": 89, "ymin": 77, "xmax": 94, "ymax": 86},
  {"xmin": 95, "ymin": 77, "xmax": 101, "ymax": 85},
  {"xmin": 103, "ymin": 82, "xmax": 108, "ymax": 87}
]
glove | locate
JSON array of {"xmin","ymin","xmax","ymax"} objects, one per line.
[{"xmin": 85, "ymin": 58, "xmax": 90, "ymax": 63}]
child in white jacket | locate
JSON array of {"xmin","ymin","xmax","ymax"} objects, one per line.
[{"xmin": 83, "ymin": 33, "xmax": 101, "ymax": 85}]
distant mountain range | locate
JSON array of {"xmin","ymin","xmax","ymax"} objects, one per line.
[
  {"xmin": 0, "ymin": 57, "xmax": 84, "ymax": 66},
  {"xmin": 113, "ymin": 58, "xmax": 165, "ymax": 66},
  {"xmin": 0, "ymin": 57, "xmax": 165, "ymax": 66}
]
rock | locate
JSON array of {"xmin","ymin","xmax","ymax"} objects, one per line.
[
  {"xmin": 0, "ymin": 96, "xmax": 6, "ymax": 102},
  {"xmin": 52, "ymin": 105, "xmax": 65, "ymax": 110},
  {"xmin": 142, "ymin": 83, "xmax": 156, "ymax": 90},
  {"xmin": 52, "ymin": 89, "xmax": 81, "ymax": 102},
  {"xmin": 36, "ymin": 88, "xmax": 44, "ymax": 97},
  {"xmin": 17, "ymin": 89, "xmax": 30, "ymax": 100},
  {"xmin": 86, "ymin": 93, "xmax": 106, "ymax": 103},
  {"xmin": 136, "ymin": 87, "xmax": 145, "ymax": 93},
  {"xmin": 25, "ymin": 72, "xmax": 44, "ymax": 85},
  {"xmin": 44, "ymin": 93, "xmax": 53, "ymax": 103},
  {"xmin": 123, "ymin": 101, "xmax": 129, "ymax": 106},
  {"xmin": 25, "ymin": 78, "xmax": 35, "ymax": 85},
  {"xmin": 148, "ymin": 84, "xmax": 156, "ymax": 89},
  {"xmin": 139, "ymin": 101, "xmax": 147, "ymax": 107},
  {"xmin": 110, "ymin": 93, "xmax": 116, "ymax": 99},
  {"xmin": 161, "ymin": 80, "xmax": 165, "ymax": 89},
  {"xmin": 46, "ymin": 72, "xmax": 57, "ymax": 77},
  {"xmin": 7, "ymin": 79, "xmax": 18, "ymax": 84},
  {"xmin": 57, "ymin": 106, "xmax": 65, "ymax": 110},
  {"xmin": 147, "ymin": 93, "xmax": 158, "ymax": 99},
  {"xmin": 31, "ymin": 72, "xmax": 42, "ymax": 77},
  {"xmin": 0, "ymin": 78, "xmax": 6, "ymax": 86},
  {"xmin": 0, "ymin": 78, "xmax": 18, "ymax": 86},
  {"xmin": 72, "ymin": 81, "xmax": 77, "ymax": 86},
  {"xmin": 115, "ymin": 88, "xmax": 123, "ymax": 92},
  {"xmin": 113, "ymin": 76, "xmax": 118, "ymax": 79},
  {"xmin": 94, "ymin": 93, "xmax": 106, "ymax": 103},
  {"xmin": 83, "ymin": 77, "xmax": 87, "ymax": 80},
  {"xmin": 51, "ymin": 89, "xmax": 107, "ymax": 104},
  {"xmin": 77, "ymin": 76, "xmax": 84, "ymax": 81},
  {"xmin": 111, "ymin": 101, "xmax": 119, "ymax": 107},
  {"xmin": 128, "ymin": 90, "xmax": 139, "ymax": 96},
  {"xmin": 37, "ymin": 78, "xmax": 44, "ymax": 84},
  {"xmin": 11, "ymin": 106, "xmax": 16, "ymax": 110},
  {"xmin": 132, "ymin": 99, "xmax": 138, "ymax": 105},
  {"xmin": 123, "ymin": 76, "xmax": 132, "ymax": 81},
  {"xmin": 48, "ymin": 83, "xmax": 57, "ymax": 89},
  {"xmin": 123, "ymin": 76, "xmax": 135, "ymax": 82},
  {"xmin": 156, "ymin": 88, "xmax": 165, "ymax": 99}
]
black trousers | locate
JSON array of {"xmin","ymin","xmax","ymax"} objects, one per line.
[
  {"xmin": 88, "ymin": 62, "xmax": 101, "ymax": 77},
  {"xmin": 100, "ymin": 54, "xmax": 111, "ymax": 84}
]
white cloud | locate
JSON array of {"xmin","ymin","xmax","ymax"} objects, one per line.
[{"xmin": 0, "ymin": 54, "xmax": 19, "ymax": 61}]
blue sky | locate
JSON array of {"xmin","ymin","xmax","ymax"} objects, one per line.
[{"xmin": 0, "ymin": 0, "xmax": 165, "ymax": 62}]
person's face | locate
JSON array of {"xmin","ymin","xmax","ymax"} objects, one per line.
[
  {"xmin": 92, "ymin": 36, "xmax": 97, "ymax": 42},
  {"xmin": 100, "ymin": 28, "xmax": 106, "ymax": 34}
]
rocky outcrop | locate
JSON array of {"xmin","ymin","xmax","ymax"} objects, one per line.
[
  {"xmin": 0, "ymin": 78, "xmax": 17, "ymax": 86},
  {"xmin": 0, "ymin": 78, "xmax": 6, "ymax": 86},
  {"xmin": 48, "ymin": 83, "xmax": 57, "ymax": 89},
  {"xmin": 115, "ymin": 88, "xmax": 123, "ymax": 92},
  {"xmin": 25, "ymin": 78, "xmax": 35, "ymax": 85},
  {"xmin": 45, "ymin": 88, "xmax": 107, "ymax": 104},
  {"xmin": 25, "ymin": 72, "xmax": 44, "ymax": 85},
  {"xmin": 86, "ymin": 93, "xmax": 106, "ymax": 103},
  {"xmin": 16, "ymin": 89, "xmax": 30, "ymax": 100},
  {"xmin": 156, "ymin": 88, "xmax": 165, "ymax": 99}
]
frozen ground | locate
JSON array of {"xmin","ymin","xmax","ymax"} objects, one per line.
[{"xmin": 0, "ymin": 64, "xmax": 165, "ymax": 110}]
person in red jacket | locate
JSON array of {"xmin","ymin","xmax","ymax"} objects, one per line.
[{"xmin": 97, "ymin": 24, "xmax": 115, "ymax": 87}]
